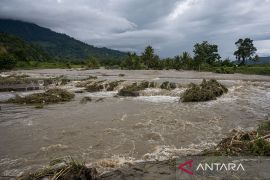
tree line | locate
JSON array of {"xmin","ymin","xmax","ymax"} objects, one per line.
[
  {"xmin": 118, "ymin": 38, "xmax": 258, "ymax": 70},
  {"xmin": 1, "ymin": 36, "xmax": 258, "ymax": 70}
]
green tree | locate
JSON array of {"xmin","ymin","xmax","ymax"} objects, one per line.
[
  {"xmin": 173, "ymin": 55, "xmax": 181, "ymax": 70},
  {"xmin": 0, "ymin": 54, "xmax": 16, "ymax": 70},
  {"xmin": 193, "ymin": 41, "xmax": 221, "ymax": 69},
  {"xmin": 179, "ymin": 51, "xmax": 193, "ymax": 69},
  {"xmin": 234, "ymin": 38, "xmax": 257, "ymax": 65},
  {"xmin": 162, "ymin": 58, "xmax": 174, "ymax": 70},
  {"xmin": 86, "ymin": 56, "xmax": 100, "ymax": 69},
  {"xmin": 141, "ymin": 46, "xmax": 159, "ymax": 69},
  {"xmin": 122, "ymin": 52, "xmax": 143, "ymax": 70}
]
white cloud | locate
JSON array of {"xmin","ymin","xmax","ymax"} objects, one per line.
[{"xmin": 0, "ymin": 0, "xmax": 269, "ymax": 57}]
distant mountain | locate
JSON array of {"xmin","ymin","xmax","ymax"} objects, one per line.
[
  {"xmin": 247, "ymin": 57, "xmax": 270, "ymax": 65},
  {"xmin": 0, "ymin": 32, "xmax": 50, "ymax": 61},
  {"xmin": 0, "ymin": 19, "xmax": 127, "ymax": 61}
]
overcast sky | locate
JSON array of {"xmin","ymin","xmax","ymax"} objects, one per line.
[{"xmin": 0, "ymin": 0, "xmax": 270, "ymax": 58}]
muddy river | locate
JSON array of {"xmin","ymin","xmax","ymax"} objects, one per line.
[{"xmin": 0, "ymin": 69, "xmax": 270, "ymax": 176}]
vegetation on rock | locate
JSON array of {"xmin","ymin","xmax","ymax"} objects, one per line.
[
  {"xmin": 77, "ymin": 79, "xmax": 124, "ymax": 92},
  {"xmin": 0, "ymin": 74, "xmax": 30, "ymax": 85},
  {"xmin": 85, "ymin": 80, "xmax": 106, "ymax": 92},
  {"xmin": 6, "ymin": 88, "xmax": 74, "ymax": 105},
  {"xmin": 106, "ymin": 80, "xmax": 124, "ymax": 91},
  {"xmin": 0, "ymin": 74, "xmax": 71, "ymax": 91},
  {"xmin": 181, "ymin": 79, "xmax": 228, "ymax": 102},
  {"xmin": 118, "ymin": 81, "xmax": 150, "ymax": 96}
]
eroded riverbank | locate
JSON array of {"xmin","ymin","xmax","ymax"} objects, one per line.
[{"xmin": 0, "ymin": 69, "xmax": 269, "ymax": 177}]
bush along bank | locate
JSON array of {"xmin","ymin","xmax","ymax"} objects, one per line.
[
  {"xmin": 6, "ymin": 88, "xmax": 74, "ymax": 106},
  {"xmin": 202, "ymin": 119, "xmax": 270, "ymax": 156},
  {"xmin": 181, "ymin": 79, "xmax": 228, "ymax": 102}
]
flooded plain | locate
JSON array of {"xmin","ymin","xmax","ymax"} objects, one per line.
[{"xmin": 0, "ymin": 69, "xmax": 270, "ymax": 176}]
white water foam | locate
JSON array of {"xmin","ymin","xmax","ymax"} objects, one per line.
[
  {"xmin": 86, "ymin": 91, "xmax": 118, "ymax": 98},
  {"xmin": 142, "ymin": 142, "xmax": 217, "ymax": 161},
  {"xmin": 134, "ymin": 96, "xmax": 179, "ymax": 103},
  {"xmin": 0, "ymin": 92, "xmax": 15, "ymax": 101}
]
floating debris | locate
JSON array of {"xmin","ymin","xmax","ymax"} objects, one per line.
[
  {"xmin": 19, "ymin": 157, "xmax": 97, "ymax": 180},
  {"xmin": 202, "ymin": 120, "xmax": 270, "ymax": 156}
]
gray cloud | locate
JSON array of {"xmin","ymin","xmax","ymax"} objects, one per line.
[{"xmin": 0, "ymin": 0, "xmax": 270, "ymax": 58}]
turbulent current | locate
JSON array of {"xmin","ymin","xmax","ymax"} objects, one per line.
[{"xmin": 0, "ymin": 69, "xmax": 270, "ymax": 176}]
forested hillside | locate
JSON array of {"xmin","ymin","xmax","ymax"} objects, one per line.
[{"xmin": 0, "ymin": 19, "xmax": 127, "ymax": 61}]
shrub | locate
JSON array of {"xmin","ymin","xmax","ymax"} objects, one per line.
[
  {"xmin": 258, "ymin": 120, "xmax": 270, "ymax": 135},
  {"xmin": 249, "ymin": 139, "xmax": 270, "ymax": 156},
  {"xmin": 106, "ymin": 80, "xmax": 124, "ymax": 91},
  {"xmin": 181, "ymin": 79, "xmax": 228, "ymax": 102},
  {"xmin": 118, "ymin": 81, "xmax": 149, "ymax": 97},
  {"xmin": 215, "ymin": 67, "xmax": 234, "ymax": 74},
  {"xmin": 7, "ymin": 88, "xmax": 74, "ymax": 105},
  {"xmin": 0, "ymin": 54, "xmax": 16, "ymax": 70},
  {"xmin": 202, "ymin": 120, "xmax": 270, "ymax": 156},
  {"xmin": 85, "ymin": 81, "xmax": 105, "ymax": 92},
  {"xmin": 0, "ymin": 74, "xmax": 31, "ymax": 85}
]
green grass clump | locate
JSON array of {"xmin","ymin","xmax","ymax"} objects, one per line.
[
  {"xmin": 215, "ymin": 67, "xmax": 235, "ymax": 74},
  {"xmin": 235, "ymin": 66, "xmax": 270, "ymax": 75},
  {"xmin": 106, "ymin": 80, "xmax": 124, "ymax": 91},
  {"xmin": 0, "ymin": 74, "xmax": 31, "ymax": 85},
  {"xmin": 85, "ymin": 80, "xmax": 105, "ymax": 92},
  {"xmin": 258, "ymin": 120, "xmax": 270, "ymax": 135},
  {"xmin": 118, "ymin": 81, "xmax": 149, "ymax": 97},
  {"xmin": 19, "ymin": 157, "xmax": 97, "ymax": 180},
  {"xmin": 249, "ymin": 139, "xmax": 270, "ymax": 156},
  {"xmin": 181, "ymin": 79, "xmax": 228, "ymax": 102},
  {"xmin": 7, "ymin": 88, "xmax": 74, "ymax": 105}
]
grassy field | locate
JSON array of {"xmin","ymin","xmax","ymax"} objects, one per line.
[
  {"xmin": 206, "ymin": 65, "xmax": 270, "ymax": 75},
  {"xmin": 11, "ymin": 61, "xmax": 270, "ymax": 76},
  {"xmin": 15, "ymin": 61, "xmax": 83, "ymax": 69}
]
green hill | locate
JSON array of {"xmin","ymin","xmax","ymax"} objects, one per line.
[
  {"xmin": 0, "ymin": 33, "xmax": 50, "ymax": 62},
  {"xmin": 0, "ymin": 32, "xmax": 53, "ymax": 70},
  {"xmin": 0, "ymin": 19, "xmax": 127, "ymax": 61}
]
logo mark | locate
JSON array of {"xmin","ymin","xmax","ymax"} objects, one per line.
[{"xmin": 178, "ymin": 160, "xmax": 193, "ymax": 175}]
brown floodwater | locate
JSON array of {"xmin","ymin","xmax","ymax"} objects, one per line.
[{"xmin": 0, "ymin": 69, "xmax": 270, "ymax": 176}]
